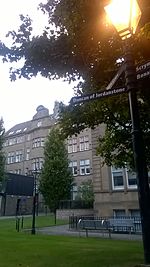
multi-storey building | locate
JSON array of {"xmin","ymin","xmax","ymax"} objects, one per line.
[
  {"xmin": 3, "ymin": 103, "xmax": 140, "ymax": 217},
  {"xmin": 4, "ymin": 105, "xmax": 56, "ymax": 175}
]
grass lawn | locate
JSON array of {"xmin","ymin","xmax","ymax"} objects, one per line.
[
  {"xmin": 22, "ymin": 214, "xmax": 69, "ymax": 229},
  {"xmin": 0, "ymin": 216, "xmax": 144, "ymax": 267}
]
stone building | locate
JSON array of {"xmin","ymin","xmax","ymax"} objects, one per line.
[
  {"xmin": 4, "ymin": 105, "xmax": 56, "ymax": 175},
  {"xmin": 3, "ymin": 103, "xmax": 140, "ymax": 217}
]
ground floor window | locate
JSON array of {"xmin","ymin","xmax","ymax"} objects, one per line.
[
  {"xmin": 111, "ymin": 166, "xmax": 137, "ymax": 190},
  {"xmin": 129, "ymin": 209, "xmax": 140, "ymax": 218},
  {"xmin": 71, "ymin": 184, "xmax": 78, "ymax": 200},
  {"xmin": 113, "ymin": 209, "xmax": 126, "ymax": 218}
]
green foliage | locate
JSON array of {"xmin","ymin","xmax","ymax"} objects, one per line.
[
  {"xmin": 0, "ymin": 119, "xmax": 5, "ymax": 183},
  {"xmin": 39, "ymin": 128, "xmax": 73, "ymax": 212},
  {"xmin": 0, "ymin": 0, "xmax": 150, "ymax": 168},
  {"xmin": 76, "ymin": 180, "xmax": 94, "ymax": 203}
]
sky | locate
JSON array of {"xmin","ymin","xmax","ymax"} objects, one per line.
[{"xmin": 0, "ymin": 0, "xmax": 75, "ymax": 131}]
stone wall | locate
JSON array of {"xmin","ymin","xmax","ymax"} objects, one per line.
[
  {"xmin": 56, "ymin": 209, "xmax": 94, "ymax": 219},
  {"xmin": 1, "ymin": 195, "xmax": 33, "ymax": 216}
]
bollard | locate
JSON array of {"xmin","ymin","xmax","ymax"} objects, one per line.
[
  {"xmin": 21, "ymin": 216, "xmax": 24, "ymax": 229},
  {"xmin": 16, "ymin": 217, "xmax": 20, "ymax": 232}
]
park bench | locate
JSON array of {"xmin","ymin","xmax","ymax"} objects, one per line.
[
  {"xmin": 108, "ymin": 218, "xmax": 135, "ymax": 234},
  {"xmin": 77, "ymin": 219, "xmax": 111, "ymax": 238}
]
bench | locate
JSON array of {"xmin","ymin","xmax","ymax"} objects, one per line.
[
  {"xmin": 108, "ymin": 218, "xmax": 135, "ymax": 234},
  {"xmin": 77, "ymin": 219, "xmax": 111, "ymax": 238}
]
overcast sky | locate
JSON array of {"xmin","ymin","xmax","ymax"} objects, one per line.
[{"xmin": 0, "ymin": 0, "xmax": 75, "ymax": 131}]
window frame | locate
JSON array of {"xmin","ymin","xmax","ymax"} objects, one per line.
[
  {"xmin": 126, "ymin": 169, "xmax": 137, "ymax": 189},
  {"xmin": 111, "ymin": 166, "xmax": 124, "ymax": 190},
  {"xmin": 80, "ymin": 159, "xmax": 90, "ymax": 175}
]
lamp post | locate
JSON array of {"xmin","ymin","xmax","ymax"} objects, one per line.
[
  {"xmin": 105, "ymin": 0, "xmax": 150, "ymax": 264},
  {"xmin": 31, "ymin": 169, "xmax": 40, "ymax": 235}
]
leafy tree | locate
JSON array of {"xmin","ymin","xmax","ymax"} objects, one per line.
[
  {"xmin": 76, "ymin": 180, "xmax": 94, "ymax": 203},
  {"xmin": 0, "ymin": 0, "xmax": 150, "ymax": 168},
  {"xmin": 39, "ymin": 127, "xmax": 73, "ymax": 223},
  {"xmin": 0, "ymin": 119, "xmax": 5, "ymax": 186}
]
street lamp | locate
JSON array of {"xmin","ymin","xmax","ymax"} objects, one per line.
[
  {"xmin": 105, "ymin": 0, "xmax": 150, "ymax": 264},
  {"xmin": 31, "ymin": 169, "xmax": 40, "ymax": 235}
]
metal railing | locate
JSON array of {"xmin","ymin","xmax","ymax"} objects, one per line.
[
  {"xmin": 69, "ymin": 215, "xmax": 142, "ymax": 234},
  {"xmin": 59, "ymin": 200, "xmax": 93, "ymax": 210}
]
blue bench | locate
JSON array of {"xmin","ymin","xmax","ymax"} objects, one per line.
[
  {"xmin": 77, "ymin": 219, "xmax": 111, "ymax": 238},
  {"xmin": 108, "ymin": 218, "xmax": 135, "ymax": 234}
]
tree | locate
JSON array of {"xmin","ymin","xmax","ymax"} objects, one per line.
[
  {"xmin": 0, "ymin": 119, "xmax": 5, "ymax": 186},
  {"xmin": 0, "ymin": 0, "xmax": 150, "ymax": 168},
  {"xmin": 39, "ymin": 127, "xmax": 73, "ymax": 223},
  {"xmin": 76, "ymin": 180, "xmax": 94, "ymax": 203}
]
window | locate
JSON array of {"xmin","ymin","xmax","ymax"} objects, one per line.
[
  {"xmin": 41, "ymin": 137, "xmax": 45, "ymax": 147},
  {"xmin": 32, "ymin": 158, "xmax": 44, "ymax": 170},
  {"xmin": 79, "ymin": 137, "xmax": 84, "ymax": 151},
  {"xmin": 33, "ymin": 138, "xmax": 40, "ymax": 148},
  {"xmin": 79, "ymin": 141, "xmax": 84, "ymax": 151},
  {"xmin": 27, "ymin": 134, "xmax": 30, "ymax": 141},
  {"xmin": 8, "ymin": 131, "xmax": 14, "ymax": 135},
  {"xmin": 69, "ymin": 161, "xmax": 78, "ymax": 176},
  {"xmin": 84, "ymin": 140, "xmax": 89, "ymax": 150},
  {"xmin": 16, "ymin": 129, "xmax": 22, "ymax": 133},
  {"xmin": 80, "ymin": 159, "xmax": 90, "ymax": 175},
  {"xmin": 79, "ymin": 136, "xmax": 89, "ymax": 151},
  {"xmin": 68, "ymin": 138, "xmax": 77, "ymax": 153},
  {"xmin": 3, "ymin": 140, "xmax": 9, "ymax": 147},
  {"xmin": 15, "ymin": 169, "xmax": 21, "ymax": 174},
  {"xmin": 71, "ymin": 184, "xmax": 78, "ymax": 200},
  {"xmin": 15, "ymin": 150, "xmax": 23, "ymax": 162},
  {"xmin": 8, "ymin": 152, "xmax": 15, "ymax": 164},
  {"xmin": 33, "ymin": 137, "xmax": 45, "ymax": 148},
  {"xmin": 126, "ymin": 170, "xmax": 137, "ymax": 189},
  {"xmin": 37, "ymin": 121, "xmax": 42, "ymax": 127},
  {"xmin": 111, "ymin": 167, "xmax": 124, "ymax": 190},
  {"xmin": 68, "ymin": 139, "xmax": 72, "ymax": 153},
  {"xmin": 26, "ymin": 149, "xmax": 30, "ymax": 160},
  {"xmin": 113, "ymin": 209, "xmax": 126, "ymax": 218},
  {"xmin": 16, "ymin": 136, "xmax": 24, "ymax": 144},
  {"xmin": 72, "ymin": 138, "xmax": 77, "ymax": 152},
  {"xmin": 9, "ymin": 138, "xmax": 16, "ymax": 145},
  {"xmin": 130, "ymin": 209, "xmax": 140, "ymax": 218}
]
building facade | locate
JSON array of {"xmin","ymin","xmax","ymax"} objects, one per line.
[
  {"xmin": 91, "ymin": 126, "xmax": 139, "ymax": 217},
  {"xmin": 4, "ymin": 105, "xmax": 56, "ymax": 175},
  {"xmin": 3, "ymin": 103, "xmax": 140, "ymax": 217}
]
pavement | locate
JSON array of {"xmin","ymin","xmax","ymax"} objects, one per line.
[{"xmin": 36, "ymin": 224, "xmax": 142, "ymax": 241}]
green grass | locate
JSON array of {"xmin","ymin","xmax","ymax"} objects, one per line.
[
  {"xmin": 0, "ymin": 216, "xmax": 144, "ymax": 267},
  {"xmin": 0, "ymin": 214, "xmax": 68, "ymax": 231},
  {"xmin": 22, "ymin": 214, "xmax": 68, "ymax": 229}
]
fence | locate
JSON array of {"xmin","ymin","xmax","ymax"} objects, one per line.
[
  {"xmin": 59, "ymin": 200, "xmax": 93, "ymax": 210},
  {"xmin": 69, "ymin": 215, "xmax": 142, "ymax": 234}
]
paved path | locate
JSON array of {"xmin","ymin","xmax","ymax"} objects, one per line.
[{"xmin": 36, "ymin": 224, "xmax": 142, "ymax": 241}]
